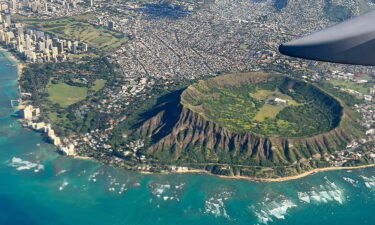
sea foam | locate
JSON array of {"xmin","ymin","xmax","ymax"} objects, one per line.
[
  {"xmin": 252, "ymin": 196, "xmax": 296, "ymax": 224},
  {"xmin": 8, "ymin": 157, "xmax": 44, "ymax": 172},
  {"xmin": 204, "ymin": 191, "xmax": 232, "ymax": 219},
  {"xmin": 149, "ymin": 182, "xmax": 184, "ymax": 202},
  {"xmin": 360, "ymin": 176, "xmax": 375, "ymax": 190},
  {"xmin": 297, "ymin": 179, "xmax": 344, "ymax": 204}
]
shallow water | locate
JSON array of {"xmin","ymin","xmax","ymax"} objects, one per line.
[{"xmin": 1, "ymin": 51, "xmax": 375, "ymax": 225}]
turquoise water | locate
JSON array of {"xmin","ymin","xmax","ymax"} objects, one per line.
[{"xmin": 1, "ymin": 51, "xmax": 375, "ymax": 225}]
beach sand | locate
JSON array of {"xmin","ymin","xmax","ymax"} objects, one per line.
[{"xmin": 136, "ymin": 164, "xmax": 375, "ymax": 183}]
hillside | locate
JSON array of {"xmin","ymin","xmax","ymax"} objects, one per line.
[{"xmin": 113, "ymin": 72, "xmax": 364, "ymax": 178}]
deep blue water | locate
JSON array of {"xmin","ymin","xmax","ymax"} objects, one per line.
[{"xmin": 1, "ymin": 51, "xmax": 375, "ymax": 225}]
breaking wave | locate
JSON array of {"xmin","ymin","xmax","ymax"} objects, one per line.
[
  {"xmin": 8, "ymin": 157, "xmax": 44, "ymax": 172},
  {"xmin": 149, "ymin": 182, "xmax": 185, "ymax": 202},
  {"xmin": 297, "ymin": 178, "xmax": 344, "ymax": 204},
  {"xmin": 251, "ymin": 195, "xmax": 296, "ymax": 224},
  {"xmin": 204, "ymin": 191, "xmax": 232, "ymax": 218},
  {"xmin": 360, "ymin": 176, "xmax": 375, "ymax": 190}
]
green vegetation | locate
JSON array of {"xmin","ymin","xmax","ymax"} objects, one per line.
[
  {"xmin": 254, "ymin": 104, "xmax": 283, "ymax": 122},
  {"xmin": 320, "ymin": 82, "xmax": 366, "ymax": 107},
  {"xmin": 47, "ymin": 82, "xmax": 88, "ymax": 108},
  {"xmin": 19, "ymin": 57, "xmax": 120, "ymax": 137},
  {"xmin": 358, "ymin": 0, "xmax": 373, "ymax": 14},
  {"xmin": 324, "ymin": 0, "xmax": 352, "ymax": 22},
  {"xmin": 182, "ymin": 74, "xmax": 343, "ymax": 137},
  {"xmin": 91, "ymin": 79, "xmax": 106, "ymax": 91},
  {"xmin": 330, "ymin": 80, "xmax": 370, "ymax": 95},
  {"xmin": 17, "ymin": 16, "xmax": 127, "ymax": 51}
]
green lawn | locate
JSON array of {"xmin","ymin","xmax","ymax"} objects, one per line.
[
  {"xmin": 47, "ymin": 82, "xmax": 88, "ymax": 108},
  {"xmin": 254, "ymin": 104, "xmax": 283, "ymax": 122},
  {"xmin": 91, "ymin": 79, "xmax": 106, "ymax": 91},
  {"xmin": 18, "ymin": 17, "xmax": 127, "ymax": 51}
]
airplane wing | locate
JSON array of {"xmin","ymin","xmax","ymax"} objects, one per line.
[{"xmin": 279, "ymin": 11, "xmax": 375, "ymax": 66}]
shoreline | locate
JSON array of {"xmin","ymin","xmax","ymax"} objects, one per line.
[
  {"xmin": 157, "ymin": 164, "xmax": 375, "ymax": 182},
  {"xmin": 217, "ymin": 164, "xmax": 375, "ymax": 182},
  {"xmin": 78, "ymin": 153, "xmax": 375, "ymax": 182},
  {"xmin": 0, "ymin": 46, "xmax": 26, "ymax": 79},
  {"xmin": 3, "ymin": 48, "xmax": 374, "ymax": 183}
]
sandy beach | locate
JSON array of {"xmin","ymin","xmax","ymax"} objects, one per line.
[
  {"xmin": 215, "ymin": 164, "xmax": 375, "ymax": 182},
  {"xmin": 136, "ymin": 163, "xmax": 375, "ymax": 182}
]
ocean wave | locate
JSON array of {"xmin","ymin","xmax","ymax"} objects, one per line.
[
  {"xmin": 360, "ymin": 176, "xmax": 375, "ymax": 190},
  {"xmin": 149, "ymin": 182, "xmax": 185, "ymax": 201},
  {"xmin": 204, "ymin": 197, "xmax": 229, "ymax": 218},
  {"xmin": 204, "ymin": 191, "xmax": 232, "ymax": 219},
  {"xmin": 297, "ymin": 179, "xmax": 344, "ymax": 204},
  {"xmin": 252, "ymin": 196, "xmax": 296, "ymax": 224},
  {"xmin": 342, "ymin": 177, "xmax": 359, "ymax": 187},
  {"xmin": 56, "ymin": 170, "xmax": 68, "ymax": 176},
  {"xmin": 151, "ymin": 183, "xmax": 171, "ymax": 197},
  {"xmin": 59, "ymin": 180, "xmax": 69, "ymax": 191},
  {"xmin": 8, "ymin": 157, "xmax": 44, "ymax": 172},
  {"xmin": 88, "ymin": 170, "xmax": 103, "ymax": 182}
]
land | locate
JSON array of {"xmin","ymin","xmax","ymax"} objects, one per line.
[
  {"xmin": 17, "ymin": 16, "xmax": 128, "ymax": 51},
  {"xmin": 103, "ymin": 72, "xmax": 363, "ymax": 178},
  {"xmin": 7, "ymin": 0, "xmax": 375, "ymax": 179},
  {"xmin": 181, "ymin": 72, "xmax": 343, "ymax": 137},
  {"xmin": 47, "ymin": 82, "xmax": 88, "ymax": 108}
]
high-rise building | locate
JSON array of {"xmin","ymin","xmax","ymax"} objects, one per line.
[
  {"xmin": 5, "ymin": 31, "xmax": 14, "ymax": 45},
  {"xmin": 73, "ymin": 41, "xmax": 78, "ymax": 53},
  {"xmin": 22, "ymin": 105, "xmax": 34, "ymax": 120},
  {"xmin": 18, "ymin": 44, "xmax": 24, "ymax": 53},
  {"xmin": 25, "ymin": 34, "xmax": 31, "ymax": 50},
  {"xmin": 38, "ymin": 41, "xmax": 45, "ymax": 51},
  {"xmin": 58, "ymin": 41, "xmax": 64, "ymax": 53},
  {"xmin": 82, "ymin": 43, "xmax": 88, "ymax": 51},
  {"xmin": 52, "ymin": 46, "xmax": 58, "ymax": 58},
  {"xmin": 10, "ymin": 0, "xmax": 18, "ymax": 12},
  {"xmin": 45, "ymin": 38, "xmax": 52, "ymax": 50},
  {"xmin": 5, "ymin": 14, "xmax": 11, "ymax": 26},
  {"xmin": 67, "ymin": 40, "xmax": 72, "ymax": 49}
]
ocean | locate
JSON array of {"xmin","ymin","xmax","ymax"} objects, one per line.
[{"xmin": 1, "ymin": 50, "xmax": 375, "ymax": 225}]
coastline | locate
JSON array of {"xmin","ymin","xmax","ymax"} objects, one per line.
[
  {"xmin": 129, "ymin": 163, "xmax": 375, "ymax": 183},
  {"xmin": 0, "ymin": 46, "xmax": 26, "ymax": 78},
  {"xmin": 217, "ymin": 164, "xmax": 375, "ymax": 182},
  {"xmin": 2, "ymin": 48, "xmax": 374, "ymax": 183}
]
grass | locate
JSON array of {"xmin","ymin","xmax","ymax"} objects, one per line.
[
  {"xmin": 330, "ymin": 80, "xmax": 370, "ymax": 95},
  {"xmin": 182, "ymin": 74, "xmax": 342, "ymax": 137},
  {"xmin": 18, "ymin": 17, "xmax": 128, "ymax": 51},
  {"xmin": 91, "ymin": 79, "xmax": 106, "ymax": 91},
  {"xmin": 251, "ymin": 89, "xmax": 299, "ymax": 105},
  {"xmin": 47, "ymin": 82, "xmax": 88, "ymax": 108},
  {"xmin": 254, "ymin": 104, "xmax": 283, "ymax": 122}
]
